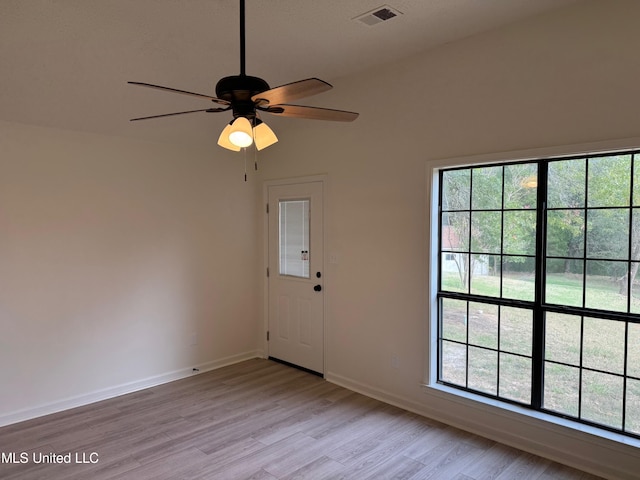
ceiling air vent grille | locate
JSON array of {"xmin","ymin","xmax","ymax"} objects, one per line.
[{"xmin": 354, "ymin": 5, "xmax": 402, "ymax": 26}]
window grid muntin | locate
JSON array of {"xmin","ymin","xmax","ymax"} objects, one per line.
[
  {"xmin": 438, "ymin": 297, "xmax": 536, "ymax": 405},
  {"xmin": 543, "ymin": 312, "xmax": 624, "ymax": 422},
  {"xmin": 437, "ymin": 149, "xmax": 640, "ymax": 439}
]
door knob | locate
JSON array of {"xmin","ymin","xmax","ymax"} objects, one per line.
[{"xmin": 313, "ymin": 284, "xmax": 322, "ymax": 292}]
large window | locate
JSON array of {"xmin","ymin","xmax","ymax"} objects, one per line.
[{"xmin": 437, "ymin": 150, "xmax": 640, "ymax": 438}]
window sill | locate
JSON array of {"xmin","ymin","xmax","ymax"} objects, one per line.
[{"xmin": 422, "ymin": 382, "xmax": 640, "ymax": 449}]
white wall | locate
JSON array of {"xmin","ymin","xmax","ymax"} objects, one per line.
[
  {"xmin": 0, "ymin": 121, "xmax": 261, "ymax": 423},
  {"xmin": 3, "ymin": 0, "xmax": 640, "ymax": 477},
  {"xmin": 258, "ymin": 1, "xmax": 640, "ymax": 478}
]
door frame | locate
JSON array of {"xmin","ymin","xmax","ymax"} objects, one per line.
[{"xmin": 262, "ymin": 175, "xmax": 328, "ymax": 372}]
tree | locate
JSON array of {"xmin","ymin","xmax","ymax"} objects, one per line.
[
  {"xmin": 547, "ymin": 159, "xmax": 586, "ymax": 274},
  {"xmin": 547, "ymin": 154, "xmax": 639, "ymax": 298},
  {"xmin": 442, "ymin": 169, "xmax": 471, "ymax": 289}
]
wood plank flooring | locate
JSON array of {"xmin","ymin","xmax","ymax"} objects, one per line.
[{"xmin": 0, "ymin": 359, "xmax": 603, "ymax": 479}]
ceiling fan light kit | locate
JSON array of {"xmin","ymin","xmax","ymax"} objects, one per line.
[
  {"xmin": 217, "ymin": 117, "xmax": 279, "ymax": 152},
  {"xmin": 129, "ymin": 0, "xmax": 358, "ymax": 158}
]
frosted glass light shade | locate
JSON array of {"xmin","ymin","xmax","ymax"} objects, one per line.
[
  {"xmin": 228, "ymin": 117, "xmax": 253, "ymax": 148},
  {"xmin": 253, "ymin": 121, "xmax": 278, "ymax": 151},
  {"xmin": 217, "ymin": 123, "xmax": 241, "ymax": 151}
]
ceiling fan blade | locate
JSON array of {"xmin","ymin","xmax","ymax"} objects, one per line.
[
  {"xmin": 263, "ymin": 104, "xmax": 359, "ymax": 122},
  {"xmin": 251, "ymin": 78, "xmax": 332, "ymax": 106},
  {"xmin": 130, "ymin": 107, "xmax": 228, "ymax": 122},
  {"xmin": 128, "ymin": 82, "xmax": 230, "ymax": 106}
]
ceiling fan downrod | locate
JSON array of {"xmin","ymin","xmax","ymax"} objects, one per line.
[{"xmin": 239, "ymin": 0, "xmax": 246, "ymax": 76}]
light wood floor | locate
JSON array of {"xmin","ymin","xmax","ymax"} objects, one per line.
[{"xmin": 0, "ymin": 359, "xmax": 603, "ymax": 480}]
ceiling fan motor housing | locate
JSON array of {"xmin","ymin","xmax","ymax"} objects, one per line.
[{"xmin": 216, "ymin": 75, "xmax": 270, "ymax": 119}]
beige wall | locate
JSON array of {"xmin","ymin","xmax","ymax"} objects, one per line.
[
  {"xmin": 258, "ymin": 0, "xmax": 640, "ymax": 477},
  {"xmin": 0, "ymin": 121, "xmax": 261, "ymax": 421}
]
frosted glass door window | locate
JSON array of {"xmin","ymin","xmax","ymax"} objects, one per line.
[{"xmin": 279, "ymin": 199, "xmax": 310, "ymax": 277}]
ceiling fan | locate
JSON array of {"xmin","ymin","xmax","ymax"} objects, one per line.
[{"xmin": 129, "ymin": 0, "xmax": 359, "ymax": 152}]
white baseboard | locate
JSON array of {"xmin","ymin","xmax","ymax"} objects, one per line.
[
  {"xmin": 326, "ymin": 371, "xmax": 640, "ymax": 480},
  {"xmin": 0, "ymin": 350, "xmax": 262, "ymax": 428}
]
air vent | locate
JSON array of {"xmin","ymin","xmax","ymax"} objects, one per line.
[{"xmin": 354, "ymin": 5, "xmax": 402, "ymax": 26}]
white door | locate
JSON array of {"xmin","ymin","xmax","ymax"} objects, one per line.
[{"xmin": 267, "ymin": 181, "xmax": 324, "ymax": 374}]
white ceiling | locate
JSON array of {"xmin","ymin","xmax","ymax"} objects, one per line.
[{"xmin": 0, "ymin": 0, "xmax": 582, "ymax": 147}]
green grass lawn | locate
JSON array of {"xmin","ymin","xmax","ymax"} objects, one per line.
[
  {"xmin": 440, "ymin": 271, "xmax": 640, "ymax": 434},
  {"xmin": 442, "ymin": 270, "xmax": 640, "ymax": 311}
]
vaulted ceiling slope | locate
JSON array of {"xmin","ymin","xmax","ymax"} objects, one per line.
[{"xmin": 0, "ymin": 0, "xmax": 581, "ymax": 147}]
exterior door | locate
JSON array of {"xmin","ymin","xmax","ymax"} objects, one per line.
[{"xmin": 267, "ymin": 180, "xmax": 324, "ymax": 374}]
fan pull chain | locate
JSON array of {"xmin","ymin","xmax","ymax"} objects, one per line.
[
  {"xmin": 254, "ymin": 144, "xmax": 258, "ymax": 171},
  {"xmin": 251, "ymin": 117, "xmax": 258, "ymax": 172}
]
